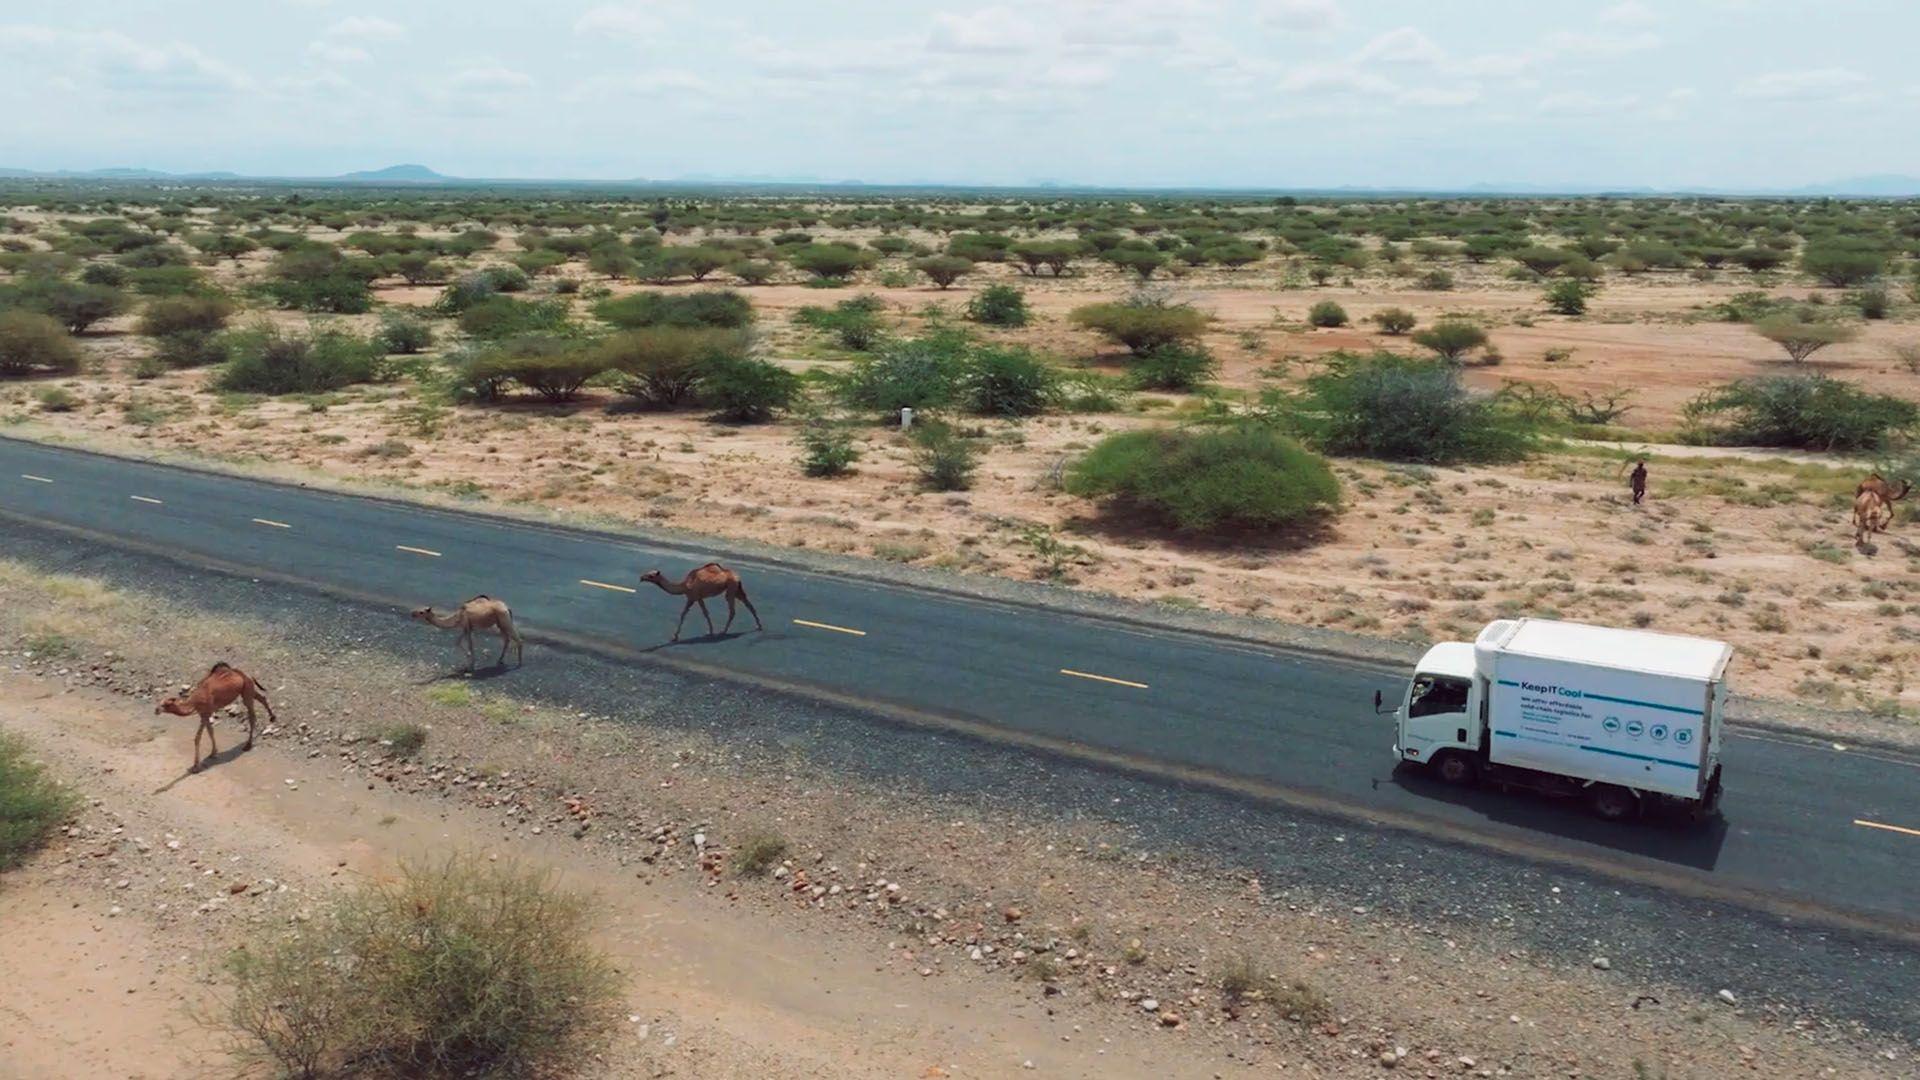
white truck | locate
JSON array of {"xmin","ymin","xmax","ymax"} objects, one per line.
[{"xmin": 1382, "ymin": 618, "xmax": 1730, "ymax": 822}]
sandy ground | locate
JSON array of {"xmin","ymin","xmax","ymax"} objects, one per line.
[{"xmin": 0, "ymin": 558, "xmax": 1904, "ymax": 1079}]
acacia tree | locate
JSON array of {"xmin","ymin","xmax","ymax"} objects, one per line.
[
  {"xmin": 1411, "ymin": 318, "xmax": 1489, "ymax": 363},
  {"xmin": 913, "ymin": 255, "xmax": 973, "ymax": 289},
  {"xmin": 1753, "ymin": 314, "xmax": 1857, "ymax": 363}
]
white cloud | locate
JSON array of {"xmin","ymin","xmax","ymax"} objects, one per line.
[
  {"xmin": 1736, "ymin": 67, "xmax": 1868, "ymax": 100},
  {"xmin": 1042, "ymin": 59, "xmax": 1112, "ymax": 88},
  {"xmin": 928, "ymin": 7, "xmax": 1034, "ymax": 54},
  {"xmin": 1259, "ymin": 0, "xmax": 1343, "ymax": 32},
  {"xmin": 324, "ymin": 15, "xmax": 405, "ymax": 41},
  {"xmin": 1277, "ymin": 62, "xmax": 1394, "ymax": 96},
  {"xmin": 1536, "ymin": 91, "xmax": 1639, "ymax": 115},
  {"xmin": 1398, "ymin": 85, "xmax": 1479, "ymax": 108},
  {"xmin": 308, "ymin": 40, "xmax": 371, "ymax": 65},
  {"xmin": 1354, "ymin": 27, "xmax": 1444, "ymax": 66},
  {"xmin": 1597, "ymin": 1, "xmax": 1658, "ymax": 27},
  {"xmin": 575, "ymin": 5, "xmax": 654, "ymax": 38}
]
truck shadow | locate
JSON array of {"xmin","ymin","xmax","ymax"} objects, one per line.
[{"xmin": 1390, "ymin": 764, "xmax": 1731, "ymax": 872}]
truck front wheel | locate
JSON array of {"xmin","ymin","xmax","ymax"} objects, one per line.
[
  {"xmin": 1588, "ymin": 784, "xmax": 1640, "ymax": 823},
  {"xmin": 1432, "ymin": 750, "xmax": 1478, "ymax": 786}
]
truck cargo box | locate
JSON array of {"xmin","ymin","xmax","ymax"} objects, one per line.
[{"xmin": 1474, "ymin": 619, "xmax": 1730, "ymax": 800}]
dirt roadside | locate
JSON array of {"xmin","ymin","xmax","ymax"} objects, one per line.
[{"xmin": 0, "ymin": 558, "xmax": 1908, "ymax": 1079}]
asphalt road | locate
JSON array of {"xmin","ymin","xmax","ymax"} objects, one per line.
[{"xmin": 1, "ymin": 436, "xmax": 1915, "ymax": 931}]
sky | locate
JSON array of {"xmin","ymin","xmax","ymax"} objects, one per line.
[{"xmin": 2, "ymin": 0, "xmax": 1916, "ymax": 189}]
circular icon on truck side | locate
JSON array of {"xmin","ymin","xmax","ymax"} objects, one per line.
[
  {"xmin": 1650, "ymin": 724, "xmax": 1669, "ymax": 742},
  {"xmin": 1625, "ymin": 720, "xmax": 1645, "ymax": 738},
  {"xmin": 1674, "ymin": 728, "xmax": 1694, "ymax": 746},
  {"xmin": 1602, "ymin": 717, "xmax": 1621, "ymax": 733}
]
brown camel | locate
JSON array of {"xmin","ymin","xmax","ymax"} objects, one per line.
[
  {"xmin": 640, "ymin": 563, "xmax": 763, "ymax": 641},
  {"xmin": 156, "ymin": 662, "xmax": 276, "ymax": 774},
  {"xmin": 410, "ymin": 594, "xmax": 523, "ymax": 670},
  {"xmin": 1856, "ymin": 473, "xmax": 1911, "ymax": 514},
  {"xmin": 1854, "ymin": 490, "xmax": 1892, "ymax": 545}
]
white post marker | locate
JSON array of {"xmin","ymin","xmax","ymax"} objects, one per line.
[{"xmin": 900, "ymin": 407, "xmax": 914, "ymax": 430}]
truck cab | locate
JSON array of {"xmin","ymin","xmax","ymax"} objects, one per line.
[{"xmin": 1392, "ymin": 641, "xmax": 1484, "ymax": 782}]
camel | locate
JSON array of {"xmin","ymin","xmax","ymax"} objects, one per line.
[
  {"xmin": 1856, "ymin": 473, "xmax": 1911, "ymax": 512},
  {"xmin": 639, "ymin": 563, "xmax": 763, "ymax": 642},
  {"xmin": 156, "ymin": 662, "xmax": 276, "ymax": 774},
  {"xmin": 1854, "ymin": 490, "xmax": 1893, "ymax": 546},
  {"xmin": 410, "ymin": 594, "xmax": 523, "ymax": 671}
]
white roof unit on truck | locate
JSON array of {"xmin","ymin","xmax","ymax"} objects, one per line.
[{"xmin": 1474, "ymin": 618, "xmax": 1731, "ymax": 802}]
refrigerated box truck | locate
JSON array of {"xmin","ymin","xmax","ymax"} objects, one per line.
[{"xmin": 1384, "ymin": 618, "xmax": 1730, "ymax": 822}]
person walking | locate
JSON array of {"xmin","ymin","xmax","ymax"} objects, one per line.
[{"xmin": 1628, "ymin": 459, "xmax": 1648, "ymax": 505}]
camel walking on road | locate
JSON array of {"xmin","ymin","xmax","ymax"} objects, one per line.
[
  {"xmin": 411, "ymin": 594, "xmax": 524, "ymax": 671},
  {"xmin": 640, "ymin": 563, "xmax": 764, "ymax": 642},
  {"xmin": 156, "ymin": 662, "xmax": 276, "ymax": 773}
]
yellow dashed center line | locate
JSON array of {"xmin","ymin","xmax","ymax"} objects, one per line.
[
  {"xmin": 129, "ymin": 495, "xmax": 163, "ymax": 505},
  {"xmin": 251, "ymin": 518, "xmax": 291, "ymax": 529},
  {"xmin": 20, "ymin": 474, "xmax": 52, "ymax": 483},
  {"xmin": 1854, "ymin": 818, "xmax": 1920, "ymax": 839},
  {"xmin": 580, "ymin": 578, "xmax": 636, "ymax": 594},
  {"xmin": 1060, "ymin": 668, "xmax": 1149, "ymax": 690},
  {"xmin": 396, "ymin": 545, "xmax": 441, "ymax": 558},
  {"xmin": 792, "ymin": 618, "xmax": 866, "ymax": 637}
]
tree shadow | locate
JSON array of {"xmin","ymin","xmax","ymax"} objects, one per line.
[{"xmin": 1060, "ymin": 510, "xmax": 1339, "ymax": 556}]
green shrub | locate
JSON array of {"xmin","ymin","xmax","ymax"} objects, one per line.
[
  {"xmin": 1070, "ymin": 296, "xmax": 1208, "ymax": 355},
  {"xmin": 592, "ymin": 289, "xmax": 753, "ymax": 330},
  {"xmin": 965, "ymin": 283, "xmax": 1030, "ymax": 327},
  {"xmin": 1307, "ymin": 300, "xmax": 1348, "ymax": 328},
  {"xmin": 1847, "ymin": 287, "xmax": 1891, "ymax": 320},
  {"xmin": 19, "ymin": 280, "xmax": 130, "ymax": 333},
  {"xmin": 1801, "ymin": 242, "xmax": 1886, "ymax": 287},
  {"xmin": 960, "ymin": 345, "xmax": 1060, "ymax": 416},
  {"xmin": 1681, "ymin": 374, "xmax": 1916, "ymax": 451},
  {"xmin": 127, "ymin": 265, "xmax": 214, "ymax": 297},
  {"xmin": 1106, "ymin": 247, "xmax": 1168, "ymax": 281},
  {"xmin": 837, "ymin": 333, "xmax": 969, "ymax": 414},
  {"xmin": 914, "ymin": 255, "xmax": 973, "ymax": 289},
  {"xmin": 0, "ymin": 311, "xmax": 83, "ymax": 375},
  {"xmin": 1130, "ymin": 343, "xmax": 1217, "ymax": 392},
  {"xmin": 35, "ymin": 386, "xmax": 78, "ymax": 412},
  {"xmin": 1411, "ymin": 318, "xmax": 1488, "ymax": 362},
  {"xmin": 1293, "ymin": 351, "xmax": 1535, "ymax": 463},
  {"xmin": 1066, "ymin": 426, "xmax": 1340, "ymax": 533},
  {"xmin": 797, "ymin": 419, "xmax": 860, "ymax": 476},
  {"xmin": 796, "ymin": 295, "xmax": 886, "ymax": 350},
  {"xmin": 1416, "ymin": 269, "xmax": 1455, "ymax": 290},
  {"xmin": 910, "ymin": 421, "xmax": 978, "ymax": 491},
  {"xmin": 0, "ymin": 732, "xmax": 78, "ymax": 872},
  {"xmin": 153, "ymin": 330, "xmax": 227, "ymax": 369},
  {"xmin": 435, "ymin": 267, "xmax": 529, "ymax": 313},
  {"xmin": 788, "ymin": 243, "xmax": 875, "ymax": 281},
  {"xmin": 218, "ymin": 854, "xmax": 619, "ymax": 1079},
  {"xmin": 458, "ymin": 296, "xmax": 574, "ymax": 340},
  {"xmin": 731, "ymin": 828, "xmax": 789, "ymax": 876},
  {"xmin": 80, "ymin": 262, "xmax": 128, "ymax": 287},
  {"xmin": 138, "ymin": 294, "xmax": 233, "ymax": 338},
  {"xmin": 598, "ymin": 327, "xmax": 749, "ymax": 409},
  {"xmin": 216, "ymin": 323, "xmax": 383, "ymax": 395},
  {"xmin": 1544, "ymin": 279, "xmax": 1595, "ymax": 316},
  {"xmin": 728, "ymin": 259, "xmax": 777, "ymax": 285},
  {"xmin": 262, "ymin": 246, "xmax": 376, "ymax": 314},
  {"xmin": 376, "ymin": 311, "xmax": 435, "ymax": 354},
  {"xmin": 1370, "ymin": 307, "xmax": 1416, "ymax": 335},
  {"xmin": 1752, "ymin": 314, "xmax": 1857, "ymax": 363},
  {"xmin": 700, "ymin": 353, "xmax": 801, "ymax": 422}
]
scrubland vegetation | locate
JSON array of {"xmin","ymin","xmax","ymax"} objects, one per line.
[{"xmin": 3, "ymin": 183, "xmax": 1920, "ymax": 712}]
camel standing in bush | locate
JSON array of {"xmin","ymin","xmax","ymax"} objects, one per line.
[
  {"xmin": 410, "ymin": 595, "xmax": 523, "ymax": 671},
  {"xmin": 640, "ymin": 563, "xmax": 763, "ymax": 641},
  {"xmin": 156, "ymin": 662, "xmax": 276, "ymax": 773}
]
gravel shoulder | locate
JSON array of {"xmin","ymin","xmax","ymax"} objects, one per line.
[{"xmin": 0, "ymin": 525, "xmax": 1911, "ymax": 1077}]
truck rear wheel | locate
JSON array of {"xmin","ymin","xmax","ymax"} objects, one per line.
[
  {"xmin": 1432, "ymin": 750, "xmax": 1478, "ymax": 786},
  {"xmin": 1588, "ymin": 784, "xmax": 1640, "ymax": 823}
]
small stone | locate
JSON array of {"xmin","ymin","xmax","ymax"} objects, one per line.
[
  {"xmin": 1379, "ymin": 1051, "xmax": 1398, "ymax": 1068},
  {"xmin": 1140, "ymin": 998, "xmax": 1159, "ymax": 1013},
  {"xmin": 1592, "ymin": 956, "xmax": 1611, "ymax": 971},
  {"xmin": 1717, "ymin": 989, "xmax": 1737, "ymax": 1005},
  {"xmin": 1457, "ymin": 1056, "xmax": 1476, "ymax": 1069},
  {"xmin": 1022, "ymin": 1062, "xmax": 1034, "ymax": 1071}
]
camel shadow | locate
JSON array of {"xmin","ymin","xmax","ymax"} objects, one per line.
[
  {"xmin": 152, "ymin": 740, "xmax": 252, "ymax": 794},
  {"xmin": 414, "ymin": 662, "xmax": 517, "ymax": 686},
  {"xmin": 637, "ymin": 630, "xmax": 764, "ymax": 654}
]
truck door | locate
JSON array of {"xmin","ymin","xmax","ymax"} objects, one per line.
[{"xmin": 1403, "ymin": 674, "xmax": 1473, "ymax": 758}]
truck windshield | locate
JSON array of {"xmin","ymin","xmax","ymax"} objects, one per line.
[{"xmin": 1409, "ymin": 674, "xmax": 1470, "ymax": 718}]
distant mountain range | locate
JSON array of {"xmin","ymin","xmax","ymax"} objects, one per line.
[{"xmin": 2, "ymin": 163, "xmax": 1919, "ymax": 197}]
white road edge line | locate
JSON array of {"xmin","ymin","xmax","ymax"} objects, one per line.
[
  {"xmin": 1854, "ymin": 818, "xmax": 1920, "ymax": 839},
  {"xmin": 1059, "ymin": 668, "xmax": 1150, "ymax": 690},
  {"xmin": 396, "ymin": 545, "xmax": 441, "ymax": 558},
  {"xmin": 792, "ymin": 618, "xmax": 866, "ymax": 637},
  {"xmin": 20, "ymin": 474, "xmax": 52, "ymax": 483},
  {"xmin": 580, "ymin": 578, "xmax": 637, "ymax": 594},
  {"xmin": 129, "ymin": 495, "xmax": 163, "ymax": 505},
  {"xmin": 251, "ymin": 518, "xmax": 291, "ymax": 529}
]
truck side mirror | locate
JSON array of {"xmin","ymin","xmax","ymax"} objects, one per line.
[{"xmin": 1373, "ymin": 690, "xmax": 1383, "ymax": 711}]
